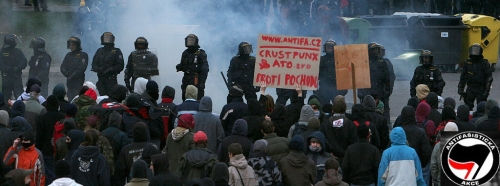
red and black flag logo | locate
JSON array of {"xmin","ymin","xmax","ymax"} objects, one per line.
[{"xmin": 441, "ymin": 132, "xmax": 500, "ymax": 185}]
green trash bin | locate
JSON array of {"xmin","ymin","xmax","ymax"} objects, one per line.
[
  {"xmin": 391, "ymin": 50, "xmax": 422, "ymax": 80},
  {"xmin": 341, "ymin": 17, "xmax": 371, "ymax": 44}
]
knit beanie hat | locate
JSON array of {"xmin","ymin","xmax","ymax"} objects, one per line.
[{"xmin": 193, "ymin": 131, "xmax": 208, "ymax": 144}]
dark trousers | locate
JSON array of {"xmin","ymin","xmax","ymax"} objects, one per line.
[
  {"xmin": 97, "ymin": 75, "xmax": 118, "ymax": 96},
  {"xmin": 33, "ymin": 0, "xmax": 47, "ymax": 11},
  {"xmin": 44, "ymin": 156, "xmax": 55, "ymax": 184},
  {"xmin": 2, "ymin": 74, "xmax": 24, "ymax": 101},
  {"xmin": 67, "ymin": 77, "xmax": 84, "ymax": 101},
  {"xmin": 464, "ymin": 87, "xmax": 487, "ymax": 110}
]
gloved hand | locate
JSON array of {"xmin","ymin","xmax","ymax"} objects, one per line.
[
  {"xmin": 458, "ymin": 88, "xmax": 465, "ymax": 97},
  {"xmin": 176, "ymin": 64, "xmax": 183, "ymax": 72}
]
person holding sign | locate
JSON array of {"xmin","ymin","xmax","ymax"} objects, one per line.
[
  {"xmin": 316, "ymin": 40, "xmax": 347, "ymax": 106},
  {"xmin": 227, "ymin": 42, "xmax": 258, "ymax": 101},
  {"xmin": 176, "ymin": 34, "xmax": 209, "ymax": 101}
]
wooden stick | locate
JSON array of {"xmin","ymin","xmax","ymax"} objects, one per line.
[{"xmin": 352, "ymin": 63, "xmax": 357, "ymax": 104}]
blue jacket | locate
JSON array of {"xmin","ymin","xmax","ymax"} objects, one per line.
[{"xmin": 378, "ymin": 127, "xmax": 426, "ymax": 186}]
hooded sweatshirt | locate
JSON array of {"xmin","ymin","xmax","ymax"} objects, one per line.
[
  {"xmin": 11, "ymin": 100, "xmax": 25, "ymax": 118},
  {"xmin": 102, "ymin": 111, "xmax": 131, "ymax": 158},
  {"xmin": 456, "ymin": 105, "xmax": 475, "ymax": 131},
  {"xmin": 306, "ymin": 131, "xmax": 333, "ymax": 183},
  {"xmin": 70, "ymin": 146, "xmax": 110, "ymax": 186},
  {"xmin": 211, "ymin": 162, "xmax": 230, "ymax": 186},
  {"xmin": 279, "ymin": 149, "xmax": 317, "ymax": 186},
  {"xmin": 244, "ymin": 99, "xmax": 266, "ymax": 142},
  {"xmin": 415, "ymin": 101, "xmax": 436, "ymax": 141},
  {"xmin": 362, "ymin": 95, "xmax": 389, "ymax": 150},
  {"xmin": 164, "ymin": 127, "xmax": 194, "ymax": 176},
  {"xmin": 477, "ymin": 106, "xmax": 500, "ymax": 131},
  {"xmin": 133, "ymin": 77, "xmax": 148, "ymax": 95},
  {"xmin": 179, "ymin": 146, "xmax": 218, "ymax": 181},
  {"xmin": 248, "ymin": 139, "xmax": 282, "ymax": 186},
  {"xmin": 10, "ymin": 116, "xmax": 33, "ymax": 138},
  {"xmin": 377, "ymin": 127, "xmax": 425, "ymax": 186},
  {"xmin": 228, "ymin": 154, "xmax": 258, "ymax": 186},
  {"xmin": 218, "ymin": 119, "xmax": 253, "ymax": 163},
  {"xmin": 63, "ymin": 129, "xmax": 85, "ymax": 161},
  {"xmin": 400, "ymin": 106, "xmax": 432, "ymax": 167},
  {"xmin": 288, "ymin": 105, "xmax": 315, "ymax": 139},
  {"xmin": 194, "ymin": 96, "xmax": 225, "ymax": 152},
  {"xmin": 48, "ymin": 177, "xmax": 83, "ymax": 186},
  {"xmin": 426, "ymin": 92, "xmax": 442, "ymax": 127}
]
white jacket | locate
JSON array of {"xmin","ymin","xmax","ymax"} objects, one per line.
[{"xmin": 49, "ymin": 178, "xmax": 83, "ymax": 186}]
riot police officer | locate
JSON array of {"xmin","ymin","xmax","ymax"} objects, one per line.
[
  {"xmin": 227, "ymin": 42, "xmax": 257, "ymax": 101},
  {"xmin": 316, "ymin": 40, "xmax": 346, "ymax": 105},
  {"xmin": 91, "ymin": 32, "xmax": 124, "ymax": 96},
  {"xmin": 410, "ymin": 50, "xmax": 445, "ymax": 97},
  {"xmin": 358, "ymin": 43, "xmax": 395, "ymax": 116},
  {"xmin": 176, "ymin": 34, "xmax": 209, "ymax": 101},
  {"xmin": 28, "ymin": 37, "xmax": 51, "ymax": 96},
  {"xmin": 0, "ymin": 34, "xmax": 27, "ymax": 101},
  {"xmin": 458, "ymin": 44, "xmax": 493, "ymax": 110},
  {"xmin": 61, "ymin": 36, "xmax": 88, "ymax": 100},
  {"xmin": 124, "ymin": 37, "xmax": 159, "ymax": 92}
]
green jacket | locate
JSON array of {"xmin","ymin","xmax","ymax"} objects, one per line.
[
  {"xmin": 264, "ymin": 133, "xmax": 289, "ymax": 162},
  {"xmin": 74, "ymin": 95, "xmax": 96, "ymax": 130},
  {"xmin": 163, "ymin": 127, "xmax": 194, "ymax": 177}
]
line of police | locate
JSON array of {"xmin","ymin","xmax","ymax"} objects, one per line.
[{"xmin": 0, "ymin": 32, "xmax": 494, "ymax": 112}]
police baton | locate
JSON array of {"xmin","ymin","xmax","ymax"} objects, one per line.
[{"xmin": 220, "ymin": 71, "xmax": 230, "ymax": 91}]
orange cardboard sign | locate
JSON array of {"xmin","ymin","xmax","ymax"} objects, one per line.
[
  {"xmin": 253, "ymin": 34, "xmax": 322, "ymax": 90},
  {"xmin": 334, "ymin": 44, "xmax": 371, "ymax": 90}
]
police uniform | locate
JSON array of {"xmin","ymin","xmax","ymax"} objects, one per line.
[
  {"xmin": 459, "ymin": 53, "xmax": 493, "ymax": 110},
  {"xmin": 227, "ymin": 42, "xmax": 257, "ymax": 101},
  {"xmin": 0, "ymin": 34, "xmax": 27, "ymax": 101},
  {"xmin": 177, "ymin": 34, "xmax": 209, "ymax": 101},
  {"xmin": 61, "ymin": 49, "xmax": 88, "ymax": 100},
  {"xmin": 317, "ymin": 41, "xmax": 347, "ymax": 106},
  {"xmin": 91, "ymin": 32, "xmax": 124, "ymax": 96},
  {"xmin": 410, "ymin": 50, "xmax": 445, "ymax": 96},
  {"xmin": 28, "ymin": 37, "xmax": 51, "ymax": 96},
  {"xmin": 124, "ymin": 50, "xmax": 159, "ymax": 91}
]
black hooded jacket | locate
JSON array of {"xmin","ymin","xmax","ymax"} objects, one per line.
[
  {"xmin": 218, "ymin": 120, "xmax": 253, "ymax": 163},
  {"xmin": 70, "ymin": 146, "xmax": 110, "ymax": 186},
  {"xmin": 400, "ymin": 106, "xmax": 432, "ymax": 167},
  {"xmin": 36, "ymin": 96, "xmax": 65, "ymax": 156},
  {"xmin": 426, "ymin": 92, "xmax": 442, "ymax": 127},
  {"xmin": 220, "ymin": 97, "xmax": 248, "ymax": 136},
  {"xmin": 180, "ymin": 147, "xmax": 217, "ymax": 181},
  {"xmin": 244, "ymin": 99, "xmax": 266, "ymax": 142},
  {"xmin": 456, "ymin": 105, "xmax": 475, "ymax": 132},
  {"xmin": 102, "ymin": 111, "xmax": 131, "ymax": 158},
  {"xmin": 362, "ymin": 96, "xmax": 389, "ymax": 150}
]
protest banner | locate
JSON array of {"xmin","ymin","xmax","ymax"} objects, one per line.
[{"xmin": 253, "ymin": 34, "xmax": 322, "ymax": 90}]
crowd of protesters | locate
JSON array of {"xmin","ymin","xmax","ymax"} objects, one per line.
[{"xmin": 0, "ymin": 74, "xmax": 498, "ymax": 186}]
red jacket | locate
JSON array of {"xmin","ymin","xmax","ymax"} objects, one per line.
[{"xmin": 3, "ymin": 145, "xmax": 46, "ymax": 186}]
